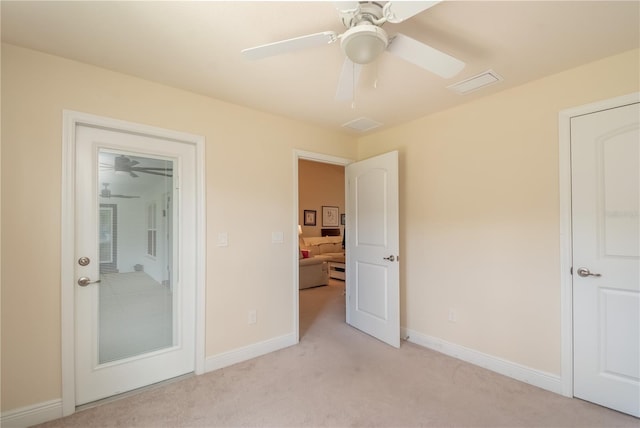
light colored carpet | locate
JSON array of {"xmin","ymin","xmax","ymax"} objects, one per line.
[{"xmin": 37, "ymin": 281, "xmax": 638, "ymax": 427}]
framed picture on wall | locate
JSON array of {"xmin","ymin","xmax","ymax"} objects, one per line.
[
  {"xmin": 303, "ymin": 210, "xmax": 316, "ymax": 226},
  {"xmin": 341, "ymin": 213, "xmax": 346, "ymax": 225},
  {"xmin": 322, "ymin": 206, "xmax": 339, "ymax": 227}
]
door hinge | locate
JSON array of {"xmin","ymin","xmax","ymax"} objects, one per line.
[{"xmin": 570, "ymin": 266, "xmax": 573, "ymax": 275}]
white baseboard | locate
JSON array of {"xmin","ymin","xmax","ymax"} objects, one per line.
[
  {"xmin": 205, "ymin": 332, "xmax": 297, "ymax": 373},
  {"xmin": 401, "ymin": 328, "xmax": 563, "ymax": 395},
  {"xmin": 1, "ymin": 399, "xmax": 63, "ymax": 428}
]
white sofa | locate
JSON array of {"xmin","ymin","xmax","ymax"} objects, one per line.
[
  {"xmin": 298, "ymin": 236, "xmax": 345, "ymax": 289},
  {"xmin": 300, "ymin": 236, "xmax": 344, "ymax": 260},
  {"xmin": 299, "ymin": 256, "xmax": 328, "ymax": 289}
]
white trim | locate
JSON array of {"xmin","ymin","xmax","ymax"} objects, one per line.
[
  {"xmin": 402, "ymin": 328, "xmax": 562, "ymax": 394},
  {"xmin": 61, "ymin": 110, "xmax": 206, "ymax": 415},
  {"xmin": 293, "ymin": 150, "xmax": 352, "ymax": 342},
  {"xmin": 194, "ymin": 132, "xmax": 207, "ymax": 375},
  {"xmin": 557, "ymin": 92, "xmax": 640, "ymax": 398},
  {"xmin": 292, "ymin": 154, "xmax": 301, "ymax": 343},
  {"xmin": 204, "ymin": 333, "xmax": 297, "ymax": 372},
  {"xmin": 61, "ymin": 113, "xmax": 77, "ymax": 416},
  {"xmin": 1, "ymin": 399, "xmax": 63, "ymax": 428},
  {"xmin": 296, "ymin": 150, "xmax": 353, "ymax": 166}
]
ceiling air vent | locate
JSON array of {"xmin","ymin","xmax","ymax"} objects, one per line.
[
  {"xmin": 342, "ymin": 117, "xmax": 383, "ymax": 132},
  {"xmin": 448, "ymin": 70, "xmax": 503, "ymax": 95}
]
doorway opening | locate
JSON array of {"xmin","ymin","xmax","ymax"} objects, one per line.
[
  {"xmin": 298, "ymin": 158, "xmax": 346, "ymax": 337},
  {"xmin": 293, "ymin": 150, "xmax": 351, "ymax": 342}
]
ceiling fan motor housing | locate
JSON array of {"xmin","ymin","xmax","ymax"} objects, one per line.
[{"xmin": 339, "ymin": 1, "xmax": 388, "ymax": 64}]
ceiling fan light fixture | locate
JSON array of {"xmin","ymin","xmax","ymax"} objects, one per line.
[
  {"xmin": 340, "ymin": 25, "xmax": 388, "ymax": 64},
  {"xmin": 114, "ymin": 155, "xmax": 130, "ymax": 174}
]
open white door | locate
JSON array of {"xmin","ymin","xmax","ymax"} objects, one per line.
[
  {"xmin": 346, "ymin": 151, "xmax": 400, "ymax": 348},
  {"xmin": 571, "ymin": 102, "xmax": 639, "ymax": 417}
]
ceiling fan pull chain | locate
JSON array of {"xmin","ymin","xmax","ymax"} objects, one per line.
[
  {"xmin": 351, "ymin": 63, "xmax": 357, "ymax": 109},
  {"xmin": 373, "ymin": 61, "xmax": 379, "ymax": 89}
]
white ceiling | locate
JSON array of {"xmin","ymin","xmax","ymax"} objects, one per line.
[{"xmin": 2, "ymin": 1, "xmax": 639, "ymax": 135}]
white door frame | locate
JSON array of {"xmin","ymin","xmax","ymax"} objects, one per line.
[
  {"xmin": 61, "ymin": 110, "xmax": 206, "ymax": 416},
  {"xmin": 558, "ymin": 92, "xmax": 639, "ymax": 398},
  {"xmin": 292, "ymin": 150, "xmax": 353, "ymax": 341}
]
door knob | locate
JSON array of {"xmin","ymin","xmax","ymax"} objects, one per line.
[
  {"xmin": 77, "ymin": 277, "xmax": 101, "ymax": 287},
  {"xmin": 383, "ymin": 255, "xmax": 395, "ymax": 262},
  {"xmin": 576, "ymin": 267, "xmax": 601, "ymax": 278}
]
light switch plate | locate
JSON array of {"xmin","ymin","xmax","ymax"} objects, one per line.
[
  {"xmin": 217, "ymin": 232, "xmax": 228, "ymax": 247},
  {"xmin": 271, "ymin": 231, "xmax": 284, "ymax": 244}
]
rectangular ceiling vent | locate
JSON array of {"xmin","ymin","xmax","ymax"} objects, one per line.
[
  {"xmin": 448, "ymin": 70, "xmax": 503, "ymax": 95},
  {"xmin": 342, "ymin": 117, "xmax": 383, "ymax": 132}
]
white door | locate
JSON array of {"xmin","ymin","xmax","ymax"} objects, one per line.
[
  {"xmin": 75, "ymin": 125, "xmax": 197, "ymax": 405},
  {"xmin": 571, "ymin": 102, "xmax": 639, "ymax": 417},
  {"xmin": 346, "ymin": 151, "xmax": 400, "ymax": 348}
]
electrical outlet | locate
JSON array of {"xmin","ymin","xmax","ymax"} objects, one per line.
[
  {"xmin": 448, "ymin": 309, "xmax": 457, "ymax": 323},
  {"xmin": 248, "ymin": 309, "xmax": 257, "ymax": 325}
]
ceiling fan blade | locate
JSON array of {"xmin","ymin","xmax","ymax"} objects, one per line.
[
  {"xmin": 335, "ymin": 58, "xmax": 362, "ymax": 101},
  {"xmin": 111, "ymin": 194, "xmax": 140, "ymax": 199},
  {"xmin": 332, "ymin": 1, "xmax": 360, "ymax": 20},
  {"xmin": 333, "ymin": 1, "xmax": 359, "ymax": 13},
  {"xmin": 131, "ymin": 167, "xmax": 173, "ymax": 171},
  {"xmin": 133, "ymin": 169, "xmax": 173, "ymax": 177},
  {"xmin": 242, "ymin": 31, "xmax": 338, "ymax": 61},
  {"xmin": 387, "ymin": 33, "xmax": 465, "ymax": 78},
  {"xmin": 383, "ymin": 1, "xmax": 442, "ymax": 24}
]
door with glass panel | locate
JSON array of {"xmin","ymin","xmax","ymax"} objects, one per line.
[{"xmin": 75, "ymin": 125, "xmax": 196, "ymax": 405}]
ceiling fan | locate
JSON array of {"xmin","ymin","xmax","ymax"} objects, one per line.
[
  {"xmin": 100, "ymin": 183, "xmax": 140, "ymax": 199},
  {"xmin": 241, "ymin": 1, "xmax": 465, "ymax": 100},
  {"xmin": 100, "ymin": 155, "xmax": 173, "ymax": 178}
]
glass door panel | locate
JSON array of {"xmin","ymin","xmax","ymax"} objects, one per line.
[{"xmin": 97, "ymin": 150, "xmax": 175, "ymax": 364}]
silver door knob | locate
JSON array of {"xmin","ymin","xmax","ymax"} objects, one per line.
[
  {"xmin": 383, "ymin": 255, "xmax": 395, "ymax": 262},
  {"xmin": 576, "ymin": 267, "xmax": 601, "ymax": 278},
  {"xmin": 77, "ymin": 277, "xmax": 101, "ymax": 287}
]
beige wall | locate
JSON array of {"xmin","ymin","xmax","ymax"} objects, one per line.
[
  {"xmin": 0, "ymin": 44, "xmax": 357, "ymax": 411},
  {"xmin": 357, "ymin": 48, "xmax": 640, "ymax": 374},
  {"xmin": 298, "ymin": 160, "xmax": 345, "ymax": 237}
]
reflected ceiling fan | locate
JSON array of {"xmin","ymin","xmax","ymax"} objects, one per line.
[
  {"xmin": 100, "ymin": 183, "xmax": 140, "ymax": 199},
  {"xmin": 241, "ymin": 1, "xmax": 465, "ymax": 100},
  {"xmin": 100, "ymin": 155, "xmax": 173, "ymax": 178}
]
